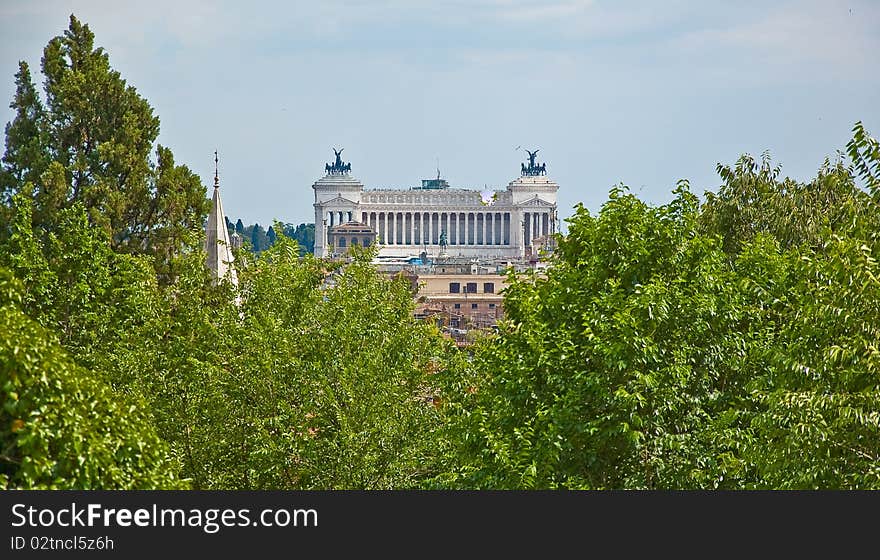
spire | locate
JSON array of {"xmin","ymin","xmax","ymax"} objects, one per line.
[{"xmin": 205, "ymin": 150, "xmax": 238, "ymax": 286}]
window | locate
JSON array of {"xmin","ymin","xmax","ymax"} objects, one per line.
[
  {"xmin": 449, "ymin": 282, "xmax": 460, "ymax": 294},
  {"xmin": 483, "ymin": 282, "xmax": 495, "ymax": 293},
  {"xmin": 471, "ymin": 303, "xmax": 478, "ymax": 309},
  {"xmin": 489, "ymin": 303, "xmax": 496, "ymax": 309},
  {"xmin": 338, "ymin": 237, "xmax": 346, "ymax": 248},
  {"xmin": 351, "ymin": 237, "xmax": 359, "ymax": 246},
  {"xmin": 454, "ymin": 303, "xmax": 461, "ymax": 309},
  {"xmin": 466, "ymin": 282, "xmax": 477, "ymax": 293}
]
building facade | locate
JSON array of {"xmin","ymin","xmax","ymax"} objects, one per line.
[
  {"xmin": 326, "ymin": 221, "xmax": 377, "ymax": 255},
  {"xmin": 313, "ymin": 149, "xmax": 559, "ymax": 260},
  {"xmin": 414, "ymin": 273, "xmax": 506, "ymax": 329}
]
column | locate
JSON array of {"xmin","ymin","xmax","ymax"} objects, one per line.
[
  {"xmin": 489, "ymin": 212, "xmax": 495, "ymax": 245},
  {"xmin": 425, "ymin": 212, "xmax": 434, "ymax": 245},
  {"xmin": 487, "ymin": 212, "xmax": 492, "ymax": 245},
  {"xmin": 486, "ymin": 213, "xmax": 492, "ymax": 245},
  {"xmin": 414, "ymin": 212, "xmax": 420, "ymax": 246},
  {"xmin": 484, "ymin": 212, "xmax": 489, "ymax": 245},
  {"xmin": 460, "ymin": 213, "xmax": 466, "ymax": 245},
  {"xmin": 450, "ymin": 213, "xmax": 456, "ymax": 245},
  {"xmin": 476, "ymin": 213, "xmax": 482, "ymax": 245}
]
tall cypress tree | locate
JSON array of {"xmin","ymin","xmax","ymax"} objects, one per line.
[
  {"xmin": 1, "ymin": 15, "xmax": 209, "ymax": 280},
  {"xmin": 1, "ymin": 62, "xmax": 49, "ymax": 196}
]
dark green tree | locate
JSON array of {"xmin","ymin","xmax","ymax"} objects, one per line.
[
  {"xmin": 235, "ymin": 218, "xmax": 244, "ymax": 234},
  {"xmin": 250, "ymin": 223, "xmax": 267, "ymax": 252},
  {"xmin": 267, "ymin": 225, "xmax": 277, "ymax": 246},
  {"xmin": 0, "ymin": 15, "xmax": 209, "ymax": 280},
  {"xmin": 283, "ymin": 222, "xmax": 315, "ymax": 255},
  {"xmin": 0, "ymin": 62, "xmax": 50, "ymax": 218}
]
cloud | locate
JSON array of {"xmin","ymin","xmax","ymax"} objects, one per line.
[{"xmin": 669, "ymin": 0, "xmax": 880, "ymax": 76}]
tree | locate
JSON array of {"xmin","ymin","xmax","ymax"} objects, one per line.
[
  {"xmin": 443, "ymin": 183, "xmax": 764, "ymax": 488},
  {"xmin": 444, "ymin": 126, "xmax": 880, "ymax": 489},
  {"xmin": 847, "ymin": 121, "xmax": 880, "ymax": 194},
  {"xmin": 0, "ymin": 268, "xmax": 184, "ymax": 489},
  {"xmin": 250, "ymin": 223, "xmax": 267, "ymax": 252},
  {"xmin": 0, "ymin": 62, "xmax": 49, "ymax": 216},
  {"xmin": 282, "ymin": 222, "xmax": 315, "ymax": 255},
  {"xmin": 235, "ymin": 218, "xmax": 244, "ymax": 234},
  {"xmin": 267, "ymin": 225, "xmax": 277, "ymax": 246},
  {"xmin": 121, "ymin": 237, "xmax": 455, "ymax": 489},
  {"xmin": 699, "ymin": 152, "xmax": 875, "ymax": 255},
  {"xmin": 0, "ymin": 15, "xmax": 209, "ymax": 280}
]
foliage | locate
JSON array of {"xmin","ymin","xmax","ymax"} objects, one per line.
[
  {"xmin": 282, "ymin": 222, "xmax": 315, "ymax": 255},
  {"xmin": 443, "ymin": 124, "xmax": 880, "ymax": 489},
  {"xmin": 232, "ymin": 221, "xmax": 316, "ymax": 255},
  {"xmin": 0, "ymin": 268, "xmax": 185, "ymax": 489},
  {"xmin": 0, "ymin": 15, "xmax": 208, "ymax": 281},
  {"xmin": 0, "ymin": 190, "xmax": 163, "ymax": 384},
  {"xmin": 4, "ymin": 21, "xmax": 880, "ymax": 490},
  {"xmin": 113, "ymin": 236, "xmax": 456, "ymax": 489},
  {"xmin": 700, "ymin": 152, "xmax": 876, "ymax": 254},
  {"xmin": 847, "ymin": 121, "xmax": 880, "ymax": 194}
]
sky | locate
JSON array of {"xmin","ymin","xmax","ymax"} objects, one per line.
[{"xmin": 1, "ymin": 0, "xmax": 878, "ymax": 228}]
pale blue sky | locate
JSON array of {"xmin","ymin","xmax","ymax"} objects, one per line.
[{"xmin": 1, "ymin": 0, "xmax": 878, "ymax": 227}]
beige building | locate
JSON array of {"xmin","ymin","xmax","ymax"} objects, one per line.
[
  {"xmin": 413, "ymin": 272, "xmax": 507, "ymax": 329},
  {"xmin": 326, "ymin": 221, "xmax": 376, "ymax": 256}
]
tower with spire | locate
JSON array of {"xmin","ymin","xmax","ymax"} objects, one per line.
[{"xmin": 205, "ymin": 150, "xmax": 239, "ymax": 286}]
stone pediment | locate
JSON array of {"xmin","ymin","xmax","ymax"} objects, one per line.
[
  {"xmin": 320, "ymin": 195, "xmax": 358, "ymax": 207},
  {"xmin": 516, "ymin": 195, "xmax": 555, "ymax": 208}
]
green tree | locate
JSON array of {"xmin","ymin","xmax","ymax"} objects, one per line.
[
  {"xmin": 250, "ymin": 223, "xmax": 267, "ymax": 253},
  {"xmin": 0, "ymin": 62, "xmax": 50, "ymax": 216},
  {"xmin": 0, "ymin": 15, "xmax": 209, "ymax": 280},
  {"xmin": 847, "ymin": 121, "xmax": 880, "ymax": 194},
  {"xmin": 0, "ymin": 190, "xmax": 163, "ymax": 384},
  {"xmin": 445, "ymin": 125, "xmax": 880, "ymax": 489},
  {"xmin": 700, "ymin": 152, "xmax": 875, "ymax": 255},
  {"xmin": 0, "ymin": 268, "xmax": 184, "ymax": 489},
  {"xmin": 282, "ymin": 222, "xmax": 315, "ymax": 255},
  {"xmin": 267, "ymin": 224, "xmax": 277, "ymax": 246},
  {"xmin": 123, "ymin": 238, "xmax": 454, "ymax": 489},
  {"xmin": 443, "ymin": 184, "xmax": 764, "ymax": 488}
]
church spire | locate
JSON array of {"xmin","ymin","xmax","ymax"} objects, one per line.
[{"xmin": 205, "ymin": 150, "xmax": 238, "ymax": 286}]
